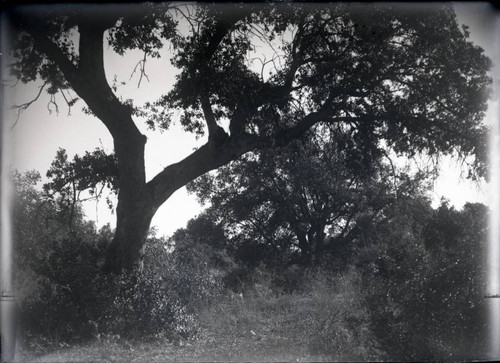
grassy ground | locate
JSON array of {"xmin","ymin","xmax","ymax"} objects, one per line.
[
  {"xmin": 15, "ymin": 291, "xmax": 364, "ymax": 362},
  {"xmin": 13, "ymin": 270, "xmax": 379, "ymax": 362},
  {"xmin": 17, "ymin": 336, "xmax": 335, "ymax": 362}
]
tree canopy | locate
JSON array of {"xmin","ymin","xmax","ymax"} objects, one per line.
[{"xmin": 7, "ymin": 2, "xmax": 492, "ymax": 271}]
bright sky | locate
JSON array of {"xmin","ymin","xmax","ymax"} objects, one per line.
[{"xmin": 2, "ymin": 3, "xmax": 499, "ymax": 238}]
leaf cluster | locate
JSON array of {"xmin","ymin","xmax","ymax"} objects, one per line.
[
  {"xmin": 107, "ymin": 3, "xmax": 177, "ymax": 58},
  {"xmin": 43, "ymin": 148, "xmax": 119, "ymax": 214}
]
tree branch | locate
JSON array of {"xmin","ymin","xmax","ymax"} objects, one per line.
[
  {"xmin": 193, "ymin": 7, "xmax": 254, "ymax": 139},
  {"xmin": 27, "ymin": 31, "xmax": 80, "ymax": 86},
  {"xmin": 129, "ymin": 52, "xmax": 150, "ymax": 88},
  {"xmin": 21, "ymin": 12, "xmax": 149, "ymax": 208},
  {"xmin": 199, "ymin": 91, "xmax": 227, "ymax": 142},
  {"xmin": 11, "ymin": 80, "xmax": 48, "ymax": 129},
  {"xmin": 147, "ymin": 132, "xmax": 259, "ymax": 207},
  {"xmin": 201, "ymin": 6, "xmax": 252, "ymax": 63}
]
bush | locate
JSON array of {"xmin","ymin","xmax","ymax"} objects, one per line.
[
  {"xmin": 357, "ymin": 236, "xmax": 436, "ymax": 361},
  {"xmin": 13, "ymin": 171, "xmax": 226, "ymax": 352},
  {"xmin": 16, "ymin": 230, "xmax": 108, "ymax": 346},
  {"xmin": 355, "ymin": 202, "xmax": 489, "ymax": 361},
  {"xmin": 15, "ymin": 229, "xmax": 223, "ymax": 352},
  {"xmin": 91, "ymin": 270, "xmax": 197, "ymax": 342}
]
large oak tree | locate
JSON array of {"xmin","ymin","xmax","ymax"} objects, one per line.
[{"xmin": 7, "ymin": 3, "xmax": 491, "ymax": 272}]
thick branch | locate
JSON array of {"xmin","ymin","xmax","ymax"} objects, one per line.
[
  {"xmin": 75, "ymin": 22, "xmax": 141, "ymax": 137},
  {"xmin": 201, "ymin": 6, "xmax": 253, "ymax": 62},
  {"xmin": 26, "ymin": 31, "xmax": 80, "ymax": 85},
  {"xmin": 22, "ymin": 14, "xmax": 142, "ymax": 143},
  {"xmin": 147, "ymin": 132, "xmax": 259, "ymax": 207},
  {"xmin": 195, "ymin": 7, "xmax": 254, "ymax": 138},
  {"xmin": 199, "ymin": 91, "xmax": 226, "ymax": 142}
]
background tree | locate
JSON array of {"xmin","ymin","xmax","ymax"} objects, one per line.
[
  {"xmin": 8, "ymin": 3, "xmax": 491, "ymax": 272},
  {"xmin": 188, "ymin": 125, "xmax": 430, "ymax": 269}
]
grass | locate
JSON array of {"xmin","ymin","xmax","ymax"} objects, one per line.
[
  {"xmin": 16, "ymin": 331, "xmax": 334, "ymax": 362},
  {"xmin": 15, "ymin": 270, "xmax": 376, "ymax": 362}
]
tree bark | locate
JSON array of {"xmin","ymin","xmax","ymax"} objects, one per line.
[{"xmin": 104, "ymin": 194, "xmax": 156, "ymax": 273}]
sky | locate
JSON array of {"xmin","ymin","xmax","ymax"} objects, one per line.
[{"xmin": 2, "ymin": 2, "xmax": 500, "ymax": 238}]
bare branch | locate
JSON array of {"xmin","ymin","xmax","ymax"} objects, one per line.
[
  {"xmin": 59, "ymin": 89, "xmax": 79, "ymax": 116},
  {"xmin": 47, "ymin": 94, "xmax": 59, "ymax": 115},
  {"xmin": 247, "ymin": 23, "xmax": 284, "ymax": 63},
  {"xmin": 252, "ymin": 52, "xmax": 285, "ymax": 82},
  {"xmin": 173, "ymin": 5, "xmax": 198, "ymax": 35},
  {"xmin": 129, "ymin": 52, "xmax": 150, "ymax": 88},
  {"xmin": 11, "ymin": 81, "xmax": 48, "ymax": 130}
]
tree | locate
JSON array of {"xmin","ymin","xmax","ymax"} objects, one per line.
[
  {"xmin": 188, "ymin": 126, "xmax": 397, "ymax": 267},
  {"xmin": 8, "ymin": 3, "xmax": 491, "ymax": 272}
]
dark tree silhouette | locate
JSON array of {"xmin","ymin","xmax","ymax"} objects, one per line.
[
  {"xmin": 8, "ymin": 3, "xmax": 491, "ymax": 272},
  {"xmin": 189, "ymin": 127, "xmax": 392, "ymax": 266}
]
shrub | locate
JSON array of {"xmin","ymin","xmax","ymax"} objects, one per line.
[
  {"xmin": 13, "ymin": 170, "xmax": 225, "ymax": 351},
  {"xmin": 91, "ymin": 270, "xmax": 197, "ymax": 341},
  {"xmin": 355, "ymin": 203, "xmax": 489, "ymax": 362},
  {"xmin": 15, "ymin": 229, "xmax": 219, "ymax": 351}
]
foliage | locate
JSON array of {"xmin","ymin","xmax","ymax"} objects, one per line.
[
  {"xmin": 9, "ymin": 3, "xmax": 494, "ymax": 357},
  {"xmin": 356, "ymin": 199, "xmax": 489, "ymax": 361},
  {"xmin": 43, "ymin": 148, "xmax": 119, "ymax": 215},
  {"xmin": 188, "ymin": 128, "xmax": 435, "ymax": 269},
  {"xmin": 421, "ymin": 202, "xmax": 489, "ymax": 358},
  {"xmin": 13, "ymin": 163, "xmax": 490, "ymax": 361},
  {"xmin": 165, "ymin": 3, "xmax": 490, "ymax": 173},
  {"xmin": 181, "ymin": 162, "xmax": 489, "ymax": 361}
]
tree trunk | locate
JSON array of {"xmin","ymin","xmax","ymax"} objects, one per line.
[
  {"xmin": 296, "ymin": 231, "xmax": 312, "ymax": 265},
  {"xmin": 101, "ymin": 123, "xmax": 152, "ymax": 273},
  {"xmin": 103, "ymin": 195, "xmax": 156, "ymax": 273},
  {"xmin": 312, "ymin": 225, "xmax": 326, "ymax": 266}
]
